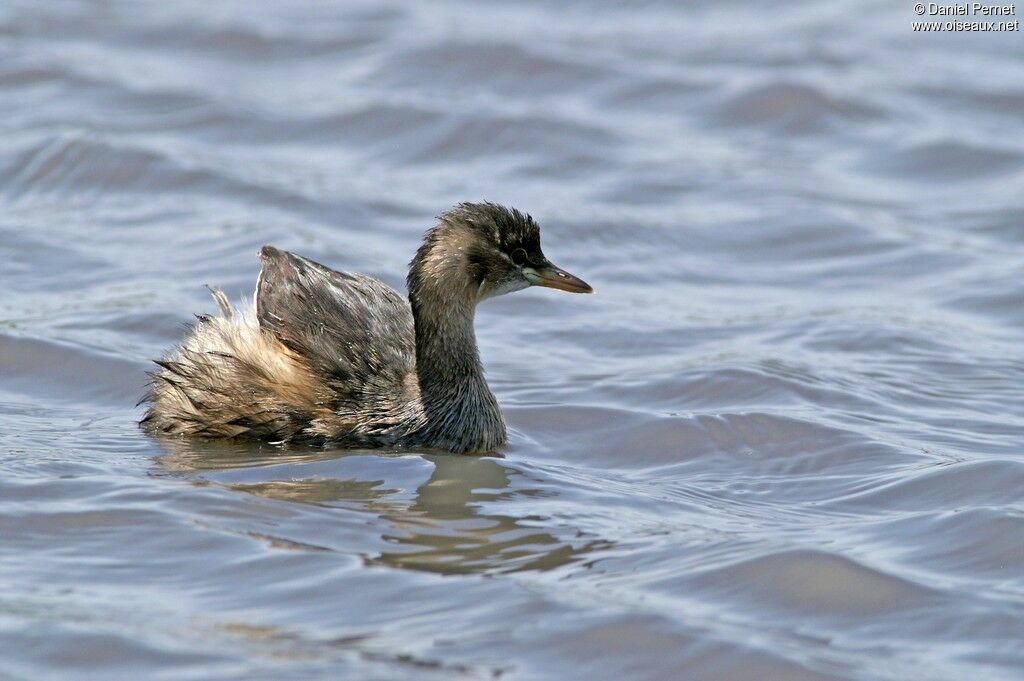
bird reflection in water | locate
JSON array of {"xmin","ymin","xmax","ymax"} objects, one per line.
[{"xmin": 154, "ymin": 440, "xmax": 610, "ymax": 576}]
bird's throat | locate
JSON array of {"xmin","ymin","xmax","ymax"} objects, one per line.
[{"xmin": 409, "ymin": 290, "xmax": 505, "ymax": 451}]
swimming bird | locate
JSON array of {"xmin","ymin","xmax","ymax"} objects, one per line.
[{"xmin": 141, "ymin": 202, "xmax": 592, "ymax": 454}]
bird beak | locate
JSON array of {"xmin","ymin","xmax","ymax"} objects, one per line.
[{"xmin": 523, "ymin": 263, "xmax": 593, "ymax": 294}]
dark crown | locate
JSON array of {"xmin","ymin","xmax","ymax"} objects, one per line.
[{"xmin": 442, "ymin": 202, "xmax": 542, "ymax": 254}]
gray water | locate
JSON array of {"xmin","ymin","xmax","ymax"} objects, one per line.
[{"xmin": 2, "ymin": 1, "xmax": 1023, "ymax": 679}]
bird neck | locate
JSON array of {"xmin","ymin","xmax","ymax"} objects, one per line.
[
  {"xmin": 407, "ymin": 250, "xmax": 505, "ymax": 452},
  {"xmin": 412, "ymin": 295, "xmax": 487, "ymax": 397}
]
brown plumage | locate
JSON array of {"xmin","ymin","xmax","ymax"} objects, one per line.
[{"xmin": 141, "ymin": 202, "xmax": 592, "ymax": 454}]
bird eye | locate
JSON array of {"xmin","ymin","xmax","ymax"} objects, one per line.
[{"xmin": 510, "ymin": 248, "xmax": 528, "ymax": 266}]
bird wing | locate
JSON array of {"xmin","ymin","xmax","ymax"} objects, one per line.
[{"xmin": 255, "ymin": 246, "xmax": 416, "ymax": 408}]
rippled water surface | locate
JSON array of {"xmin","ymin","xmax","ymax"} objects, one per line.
[{"xmin": 2, "ymin": 1, "xmax": 1023, "ymax": 679}]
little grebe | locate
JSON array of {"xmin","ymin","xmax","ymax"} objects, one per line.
[{"xmin": 141, "ymin": 203, "xmax": 592, "ymax": 454}]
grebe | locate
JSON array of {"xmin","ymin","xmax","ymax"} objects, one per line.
[{"xmin": 141, "ymin": 203, "xmax": 592, "ymax": 454}]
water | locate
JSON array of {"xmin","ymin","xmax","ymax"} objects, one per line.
[{"xmin": 2, "ymin": 0, "xmax": 1023, "ymax": 679}]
